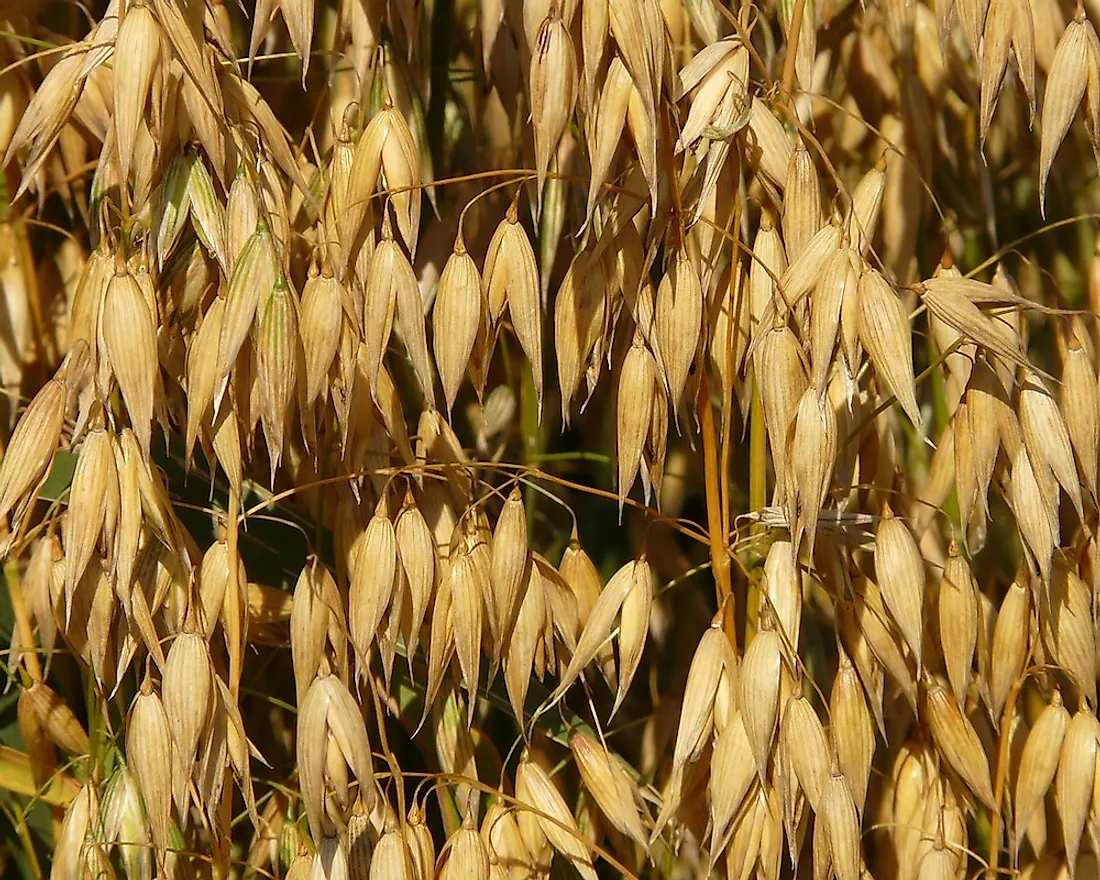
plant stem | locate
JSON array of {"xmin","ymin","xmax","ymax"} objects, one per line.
[
  {"xmin": 745, "ymin": 377, "xmax": 767, "ymax": 643},
  {"xmin": 699, "ymin": 372, "xmax": 737, "ymax": 650},
  {"xmin": 778, "ymin": 0, "xmax": 808, "ymax": 111}
]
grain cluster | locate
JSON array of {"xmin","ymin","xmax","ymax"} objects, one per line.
[{"xmin": 0, "ymin": 0, "xmax": 1099, "ymax": 876}]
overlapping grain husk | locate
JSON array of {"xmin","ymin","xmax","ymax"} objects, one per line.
[{"xmin": 2, "ymin": 0, "xmax": 1100, "ymax": 874}]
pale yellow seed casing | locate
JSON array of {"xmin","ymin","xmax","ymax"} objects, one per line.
[
  {"xmin": 349, "ymin": 511, "xmax": 398, "ymax": 669},
  {"xmin": 613, "ymin": 555, "xmax": 653, "ymax": 718},
  {"xmin": 433, "ymin": 234, "xmax": 484, "ymax": 416},
  {"xmin": 740, "ymin": 624, "xmax": 782, "ymax": 780},
  {"xmin": 830, "ymin": 648, "xmax": 875, "ymax": 814},
  {"xmin": 858, "ymin": 268, "xmax": 922, "ymax": 430},
  {"xmin": 781, "ymin": 694, "xmax": 830, "ymax": 812},
  {"xmin": 988, "ymin": 579, "xmax": 1030, "ymax": 722},
  {"xmin": 516, "ymin": 755, "xmax": 598, "ymax": 880},
  {"xmin": 127, "ymin": 680, "xmax": 173, "ymax": 854},
  {"xmin": 162, "ymin": 630, "xmax": 213, "ymax": 814},
  {"xmin": 873, "ymin": 510, "xmax": 926, "ymax": 671},
  {"xmin": 1014, "ymin": 689, "xmax": 1068, "ymax": 859},
  {"xmin": 112, "ymin": 3, "xmax": 159, "ymax": 186},
  {"xmin": 1039, "ymin": 14, "xmax": 1093, "ymax": 214},
  {"xmin": 570, "ymin": 728, "xmax": 648, "ymax": 847},
  {"xmin": 926, "ymin": 677, "xmax": 994, "ymax": 807},
  {"xmin": 530, "ymin": 14, "xmax": 578, "ymax": 206},
  {"xmin": 1056, "ymin": 708, "xmax": 1099, "ymax": 871},
  {"xmin": 299, "ymin": 270, "xmax": 343, "ymax": 407},
  {"xmin": 617, "ymin": 331, "xmax": 656, "ymax": 513},
  {"xmin": 789, "ymin": 383, "xmax": 838, "ymax": 556},
  {"xmin": 938, "ymin": 544, "xmax": 979, "ymax": 708},
  {"xmin": 654, "ymin": 251, "xmax": 703, "ymax": 412},
  {"xmin": 102, "ymin": 269, "xmax": 159, "ymax": 456}
]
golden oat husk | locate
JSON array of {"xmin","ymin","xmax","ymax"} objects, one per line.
[
  {"xmin": 125, "ymin": 690, "xmax": 173, "ymax": 858},
  {"xmin": 810, "ymin": 248, "xmax": 857, "ymax": 389},
  {"xmin": 299, "ymin": 268, "xmax": 344, "ymax": 407},
  {"xmin": 988, "ymin": 578, "xmax": 1030, "ymax": 723},
  {"xmin": 1039, "ymin": 13, "xmax": 1093, "ymax": 215},
  {"xmin": 291, "ymin": 558, "xmax": 334, "ymax": 704},
  {"xmin": 613, "ymin": 552, "xmax": 653, "ymax": 718},
  {"xmin": 858, "ymin": 268, "xmax": 922, "ymax": 430},
  {"xmin": 1059, "ymin": 330, "xmax": 1099, "ymax": 500},
  {"xmin": 655, "ymin": 250, "xmax": 704, "ymax": 413},
  {"xmin": 441, "ymin": 814, "xmax": 491, "ymax": 880},
  {"xmin": 849, "ymin": 160, "xmax": 885, "ymax": 257},
  {"xmin": 549, "ymin": 556, "xmax": 643, "ymax": 707},
  {"xmin": 378, "ymin": 244, "xmax": 434, "ymax": 410},
  {"xmin": 925, "ymin": 676, "xmax": 995, "ymax": 807},
  {"xmin": 616, "ymin": 330, "xmax": 657, "ymax": 514},
  {"xmin": 102, "ymin": 267, "xmax": 159, "ymax": 456},
  {"xmin": 740, "ymin": 621, "xmax": 782, "ymax": 781},
  {"xmin": 408, "ymin": 802, "xmax": 436, "ymax": 880},
  {"xmin": 226, "ymin": 172, "xmax": 261, "ymax": 276},
  {"xmin": 938, "ymin": 543, "xmax": 979, "ymax": 708},
  {"xmin": 0, "ymin": 376, "xmax": 65, "ymax": 524},
  {"xmin": 850, "ymin": 580, "xmax": 917, "ymax": 710},
  {"xmin": 216, "ymin": 225, "xmax": 277, "ymax": 405},
  {"xmin": 1047, "ymin": 559, "xmax": 1096, "ymax": 710},
  {"xmin": 920, "ymin": 277, "xmax": 1031, "ymax": 372},
  {"xmin": 349, "ymin": 508, "xmax": 397, "ymax": 669},
  {"xmin": 530, "ymin": 13, "xmax": 578, "ymax": 209},
  {"xmin": 185, "ymin": 296, "xmax": 225, "ymax": 466},
  {"xmin": 50, "ymin": 782, "xmax": 95, "ymax": 880},
  {"xmin": 112, "ymin": 2, "xmax": 160, "ymax": 187},
  {"xmin": 555, "ymin": 250, "xmax": 607, "ymax": 423},
  {"xmin": 570, "ymin": 728, "xmax": 648, "ymax": 847},
  {"xmin": 490, "ymin": 485, "xmax": 529, "ymax": 656},
  {"xmin": 370, "ymin": 819, "xmax": 414, "ymax": 880},
  {"xmin": 823, "ymin": 771, "xmax": 861, "ymax": 880},
  {"xmin": 283, "ymin": 0, "xmax": 316, "ymax": 81},
  {"xmin": 789, "ymin": 383, "xmax": 838, "ymax": 556},
  {"xmin": 22, "ymin": 680, "xmax": 89, "ymax": 758},
  {"xmin": 1056, "ymin": 708, "xmax": 1099, "ymax": 873},
  {"xmin": 483, "ymin": 200, "xmax": 543, "ymax": 414},
  {"xmin": 763, "ymin": 540, "xmax": 802, "ymax": 655},
  {"xmin": 873, "ymin": 508, "xmax": 926, "ymax": 672},
  {"xmin": 781, "ymin": 694, "xmax": 830, "ymax": 813},
  {"xmin": 256, "ymin": 276, "xmax": 299, "ymax": 477},
  {"xmin": 585, "ymin": 56, "xmax": 634, "ymax": 225},
  {"xmin": 745, "ymin": 96, "xmax": 793, "ymax": 188},
  {"xmin": 1014, "ymin": 689, "xmax": 1068, "ymax": 861},
  {"xmin": 62, "ymin": 428, "xmax": 113, "ymax": 600},
  {"xmin": 162, "ymin": 630, "xmax": 212, "ymax": 780},
  {"xmin": 396, "ymin": 494, "xmax": 437, "ymax": 666},
  {"xmin": 448, "ymin": 534, "xmax": 485, "ymax": 720},
  {"xmin": 749, "ymin": 210, "xmax": 787, "ymax": 328},
  {"xmin": 1019, "ymin": 369, "xmax": 1084, "ymax": 524},
  {"xmin": 433, "ymin": 231, "xmax": 484, "ymax": 416},
  {"xmin": 672, "ymin": 623, "xmax": 731, "ymax": 770},
  {"xmin": 1009, "ymin": 445, "xmax": 1056, "ymax": 584},
  {"xmin": 754, "ymin": 322, "xmax": 807, "ymax": 507},
  {"xmin": 783, "ymin": 137, "xmax": 825, "ymax": 264},
  {"xmin": 830, "ymin": 647, "xmax": 875, "ymax": 815},
  {"xmin": 516, "ymin": 753, "xmax": 598, "ymax": 880}
]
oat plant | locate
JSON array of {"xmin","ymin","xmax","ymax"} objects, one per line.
[{"xmin": 0, "ymin": 0, "xmax": 1098, "ymax": 876}]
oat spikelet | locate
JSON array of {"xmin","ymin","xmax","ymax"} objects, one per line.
[
  {"xmin": 925, "ymin": 677, "xmax": 995, "ymax": 807},
  {"xmin": 873, "ymin": 508, "xmax": 926, "ymax": 672},
  {"xmin": 1014, "ymin": 689, "xmax": 1068, "ymax": 860},
  {"xmin": 1039, "ymin": 12, "xmax": 1097, "ymax": 215},
  {"xmin": 433, "ymin": 230, "xmax": 484, "ymax": 416},
  {"xmin": 530, "ymin": 13, "xmax": 578, "ymax": 210}
]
